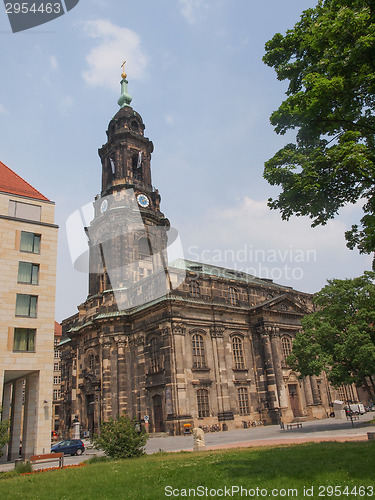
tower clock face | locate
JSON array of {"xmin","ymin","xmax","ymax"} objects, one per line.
[
  {"xmin": 137, "ymin": 193, "xmax": 150, "ymax": 208},
  {"xmin": 100, "ymin": 199, "xmax": 108, "ymax": 213}
]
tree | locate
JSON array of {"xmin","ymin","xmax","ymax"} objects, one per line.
[
  {"xmin": 263, "ymin": 0, "xmax": 375, "ymax": 266},
  {"xmin": 0, "ymin": 409, "xmax": 10, "ymax": 455},
  {"xmin": 92, "ymin": 415, "xmax": 148, "ymax": 459},
  {"xmin": 287, "ymin": 271, "xmax": 375, "ymax": 398}
]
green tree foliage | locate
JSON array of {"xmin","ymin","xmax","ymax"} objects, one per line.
[
  {"xmin": 287, "ymin": 272, "xmax": 375, "ymax": 397},
  {"xmin": 263, "ymin": 0, "xmax": 375, "ymax": 265},
  {"xmin": 92, "ymin": 415, "xmax": 148, "ymax": 459},
  {"xmin": 0, "ymin": 409, "xmax": 9, "ymax": 455}
]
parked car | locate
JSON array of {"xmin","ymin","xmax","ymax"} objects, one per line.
[
  {"xmin": 51, "ymin": 439, "xmax": 85, "ymax": 456},
  {"xmin": 345, "ymin": 403, "xmax": 366, "ymax": 415}
]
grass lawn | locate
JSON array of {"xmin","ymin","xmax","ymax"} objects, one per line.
[{"xmin": 0, "ymin": 441, "xmax": 374, "ymax": 499}]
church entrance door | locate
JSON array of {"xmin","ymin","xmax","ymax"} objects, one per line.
[
  {"xmin": 152, "ymin": 395, "xmax": 165, "ymax": 433},
  {"xmin": 288, "ymin": 384, "xmax": 302, "ymax": 418}
]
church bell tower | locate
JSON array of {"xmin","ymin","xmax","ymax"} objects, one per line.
[{"xmin": 87, "ymin": 64, "xmax": 170, "ymax": 303}]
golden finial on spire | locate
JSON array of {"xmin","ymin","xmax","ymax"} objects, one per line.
[{"xmin": 121, "ymin": 60, "xmax": 127, "ymax": 80}]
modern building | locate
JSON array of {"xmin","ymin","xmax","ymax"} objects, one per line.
[
  {"xmin": 0, "ymin": 161, "xmax": 58, "ymax": 460},
  {"xmin": 60, "ymin": 73, "xmax": 350, "ymax": 437}
]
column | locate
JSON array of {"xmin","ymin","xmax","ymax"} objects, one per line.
[
  {"xmin": 261, "ymin": 328, "xmax": 280, "ymax": 409},
  {"xmin": 9, "ymin": 379, "xmax": 24, "ymax": 461},
  {"xmin": 116, "ymin": 336, "xmax": 128, "ymax": 416},
  {"xmin": 270, "ymin": 328, "xmax": 287, "ymax": 408},
  {"xmin": 210, "ymin": 327, "xmax": 231, "ymax": 415},
  {"xmin": 110, "ymin": 344, "xmax": 119, "ymax": 419},
  {"xmin": 310, "ymin": 376, "xmax": 321, "ymax": 405},
  {"xmin": 1, "ymin": 384, "xmax": 12, "ymax": 460},
  {"xmin": 100, "ymin": 337, "xmax": 112, "ymax": 422},
  {"xmin": 22, "ymin": 374, "xmax": 38, "ymax": 459},
  {"xmin": 303, "ymin": 376, "xmax": 314, "ymax": 406}
]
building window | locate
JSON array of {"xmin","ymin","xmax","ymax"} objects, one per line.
[
  {"xmin": 88, "ymin": 354, "xmax": 96, "ymax": 371},
  {"xmin": 281, "ymin": 336, "xmax": 292, "ymax": 361},
  {"xmin": 20, "ymin": 231, "xmax": 41, "ymax": 254},
  {"xmin": 54, "ymin": 376, "xmax": 61, "ymax": 385},
  {"xmin": 149, "ymin": 338, "xmax": 161, "ymax": 373},
  {"xmin": 17, "ymin": 262, "xmax": 39, "ymax": 285},
  {"xmin": 138, "ymin": 237, "xmax": 153, "ymax": 261},
  {"xmin": 15, "ymin": 294, "xmax": 37, "ymax": 317},
  {"xmin": 189, "ymin": 281, "xmax": 200, "ymax": 298},
  {"xmin": 192, "ymin": 334, "xmax": 206, "ymax": 369},
  {"xmin": 197, "ymin": 389, "xmax": 210, "ymax": 417},
  {"xmin": 229, "ymin": 287, "xmax": 238, "ymax": 306},
  {"xmin": 13, "ymin": 328, "xmax": 35, "ymax": 352},
  {"xmin": 232, "ymin": 336, "xmax": 245, "ymax": 369},
  {"xmin": 238, "ymin": 387, "xmax": 250, "ymax": 415},
  {"xmin": 53, "ymin": 389, "xmax": 61, "ymax": 400},
  {"xmin": 54, "ymin": 362, "xmax": 60, "ymax": 371},
  {"xmin": 9, "ymin": 200, "xmax": 41, "ymax": 222},
  {"xmin": 54, "ymin": 338, "xmax": 59, "ymax": 346},
  {"xmin": 54, "ymin": 349, "xmax": 61, "ymax": 358}
]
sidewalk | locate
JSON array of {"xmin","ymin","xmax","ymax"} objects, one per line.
[{"xmin": 145, "ymin": 412, "xmax": 375, "ymax": 454}]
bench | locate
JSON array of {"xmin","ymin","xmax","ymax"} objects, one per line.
[
  {"xmin": 286, "ymin": 423, "xmax": 303, "ymax": 430},
  {"xmin": 29, "ymin": 452, "xmax": 64, "ymax": 469}
]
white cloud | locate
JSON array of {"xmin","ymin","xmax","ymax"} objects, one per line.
[
  {"xmin": 181, "ymin": 196, "xmax": 372, "ymax": 293},
  {"xmin": 178, "ymin": 0, "xmax": 208, "ymax": 24},
  {"xmin": 50, "ymin": 55, "xmax": 58, "ymax": 71},
  {"xmin": 82, "ymin": 20, "xmax": 148, "ymax": 91}
]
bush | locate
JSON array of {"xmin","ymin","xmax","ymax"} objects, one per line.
[
  {"xmin": 14, "ymin": 461, "xmax": 32, "ymax": 474},
  {"xmin": 0, "ymin": 408, "xmax": 9, "ymax": 455},
  {"xmin": 92, "ymin": 415, "xmax": 148, "ymax": 459}
]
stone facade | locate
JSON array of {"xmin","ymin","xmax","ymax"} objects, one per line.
[
  {"xmin": 0, "ymin": 162, "xmax": 58, "ymax": 459},
  {"xmin": 60, "ymin": 78, "xmax": 343, "ymax": 437}
]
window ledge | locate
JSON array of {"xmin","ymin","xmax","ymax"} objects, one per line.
[{"xmin": 192, "ymin": 367, "xmax": 210, "ymax": 372}]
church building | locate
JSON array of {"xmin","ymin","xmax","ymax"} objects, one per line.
[{"xmin": 60, "ymin": 70, "xmax": 347, "ymax": 436}]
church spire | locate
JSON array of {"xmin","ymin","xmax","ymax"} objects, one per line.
[{"xmin": 118, "ymin": 61, "xmax": 132, "ymax": 108}]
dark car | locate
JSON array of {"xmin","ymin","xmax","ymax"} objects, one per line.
[{"xmin": 51, "ymin": 439, "xmax": 85, "ymax": 456}]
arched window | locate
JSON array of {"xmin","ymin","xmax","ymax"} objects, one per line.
[
  {"xmin": 88, "ymin": 354, "xmax": 95, "ymax": 371},
  {"xmin": 238, "ymin": 387, "xmax": 250, "ymax": 415},
  {"xmin": 132, "ymin": 152, "xmax": 142, "ymax": 180},
  {"xmin": 150, "ymin": 337, "xmax": 161, "ymax": 373},
  {"xmin": 192, "ymin": 334, "xmax": 205, "ymax": 369},
  {"xmin": 229, "ymin": 287, "xmax": 238, "ymax": 306},
  {"xmin": 189, "ymin": 281, "xmax": 200, "ymax": 298},
  {"xmin": 197, "ymin": 389, "xmax": 210, "ymax": 417},
  {"xmin": 232, "ymin": 336, "xmax": 245, "ymax": 369},
  {"xmin": 281, "ymin": 336, "xmax": 292, "ymax": 361}
]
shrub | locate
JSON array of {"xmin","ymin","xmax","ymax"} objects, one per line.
[
  {"xmin": 92, "ymin": 415, "xmax": 148, "ymax": 459},
  {"xmin": 0, "ymin": 408, "xmax": 9, "ymax": 455},
  {"xmin": 15, "ymin": 461, "xmax": 32, "ymax": 474}
]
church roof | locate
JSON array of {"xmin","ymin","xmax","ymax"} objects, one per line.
[
  {"xmin": 0, "ymin": 160, "xmax": 50, "ymax": 201},
  {"xmin": 170, "ymin": 259, "xmax": 292, "ymax": 291}
]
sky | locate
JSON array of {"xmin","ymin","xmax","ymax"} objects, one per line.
[{"xmin": 0, "ymin": 0, "xmax": 372, "ymax": 322}]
